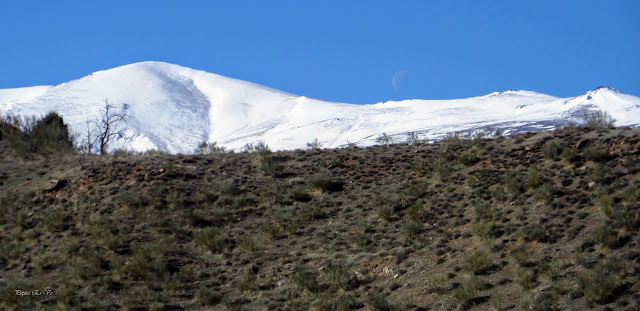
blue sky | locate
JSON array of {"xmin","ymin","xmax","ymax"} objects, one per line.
[{"xmin": 1, "ymin": 0, "xmax": 638, "ymax": 104}]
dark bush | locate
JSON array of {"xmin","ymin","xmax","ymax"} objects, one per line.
[
  {"xmin": 5, "ymin": 112, "xmax": 74, "ymax": 157},
  {"xmin": 584, "ymin": 145, "xmax": 610, "ymax": 163},
  {"xmin": 542, "ymin": 139, "xmax": 564, "ymax": 159},
  {"xmin": 307, "ymin": 170, "xmax": 340, "ymax": 192}
]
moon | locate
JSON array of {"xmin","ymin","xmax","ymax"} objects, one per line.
[{"xmin": 392, "ymin": 70, "xmax": 409, "ymax": 92}]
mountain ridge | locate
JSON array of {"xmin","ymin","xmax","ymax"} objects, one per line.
[{"xmin": 1, "ymin": 61, "xmax": 639, "ymax": 153}]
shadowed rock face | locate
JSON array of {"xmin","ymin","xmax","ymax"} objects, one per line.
[{"xmin": 44, "ymin": 179, "xmax": 67, "ymax": 192}]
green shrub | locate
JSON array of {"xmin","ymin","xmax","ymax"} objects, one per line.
[
  {"xmin": 462, "ymin": 250, "xmax": 491, "ymax": 274},
  {"xmin": 584, "ymin": 145, "xmax": 610, "ymax": 162},
  {"xmin": 402, "ymin": 221, "xmax": 423, "ymax": 241},
  {"xmin": 526, "ymin": 164, "xmax": 543, "ymax": 190},
  {"xmin": 593, "ymin": 224, "xmax": 629, "ymax": 249},
  {"xmin": 503, "ymin": 171, "xmax": 523, "ymax": 198},
  {"xmin": 519, "ymin": 224, "xmax": 549, "ymax": 242},
  {"xmin": 366, "ymin": 291, "xmax": 390, "ymax": 311},
  {"xmin": 292, "ymin": 267, "xmax": 321, "ymax": 294},
  {"xmin": 5, "ymin": 112, "xmax": 74, "ymax": 157},
  {"xmin": 44, "ymin": 208, "xmax": 67, "ymax": 232},
  {"xmin": 522, "ymin": 291, "xmax": 559, "ymax": 311},
  {"xmin": 442, "ymin": 132, "xmax": 463, "ymax": 149},
  {"xmin": 467, "ymin": 174, "xmax": 478, "ymax": 187},
  {"xmin": 400, "ymin": 180, "xmax": 430, "ymax": 200},
  {"xmin": 490, "ymin": 185, "xmax": 507, "ymax": 203},
  {"xmin": 578, "ymin": 269, "xmax": 618, "ymax": 304},
  {"xmin": 516, "ymin": 267, "xmax": 536, "ymax": 289},
  {"xmin": 588, "ymin": 165, "xmax": 607, "ymax": 183},
  {"xmin": 406, "ymin": 204, "xmax": 428, "ymax": 222},
  {"xmin": 125, "ymin": 243, "xmax": 169, "ymax": 282},
  {"xmin": 582, "ymin": 109, "xmax": 616, "ymax": 130},
  {"xmin": 454, "ymin": 275, "xmax": 483, "ymax": 302},
  {"xmin": 473, "ymin": 219, "xmax": 499, "ymax": 240},
  {"xmin": 561, "ymin": 147, "xmax": 578, "ymax": 163},
  {"xmin": 473, "ymin": 200, "xmax": 495, "ymax": 221},
  {"xmin": 533, "ymin": 183, "xmax": 554, "ymax": 202},
  {"xmin": 413, "ymin": 158, "xmax": 429, "ymax": 176},
  {"xmin": 457, "ymin": 151, "xmax": 479, "ymax": 166},
  {"xmin": 293, "ymin": 186, "xmax": 312, "ymax": 202},
  {"xmin": 196, "ymin": 286, "xmax": 222, "ymax": 305},
  {"xmin": 595, "ymin": 193, "xmax": 613, "ymax": 217},
  {"xmin": 542, "ymin": 139, "xmax": 564, "ymax": 159},
  {"xmin": 260, "ymin": 156, "xmax": 285, "ymax": 176},
  {"xmin": 326, "ymin": 262, "xmax": 358, "ymax": 291},
  {"xmin": 622, "ymin": 185, "xmax": 638, "ymax": 204},
  {"xmin": 510, "ymin": 245, "xmax": 529, "ymax": 266},
  {"xmin": 432, "ymin": 158, "xmax": 451, "ymax": 181},
  {"xmin": 299, "ymin": 202, "xmax": 323, "ymax": 221},
  {"xmin": 379, "ymin": 204, "xmax": 394, "ymax": 222},
  {"xmin": 195, "ymin": 227, "xmax": 230, "ymax": 253},
  {"xmin": 374, "ymin": 190, "xmax": 402, "ymax": 221},
  {"xmin": 73, "ymin": 247, "xmax": 110, "ymax": 281},
  {"xmin": 217, "ymin": 178, "xmax": 236, "ymax": 195},
  {"xmin": 259, "ymin": 219, "xmax": 283, "ymax": 240},
  {"xmin": 307, "ymin": 170, "xmax": 337, "ymax": 192},
  {"xmin": 238, "ymin": 270, "xmax": 257, "ymax": 292},
  {"xmin": 119, "ymin": 188, "xmax": 151, "ymax": 210},
  {"xmin": 334, "ymin": 295, "xmax": 359, "ymax": 311},
  {"xmin": 167, "ymin": 189, "xmax": 186, "ymax": 210}
]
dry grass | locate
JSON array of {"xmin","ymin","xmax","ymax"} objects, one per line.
[{"xmin": 1, "ymin": 126, "xmax": 639, "ymax": 310}]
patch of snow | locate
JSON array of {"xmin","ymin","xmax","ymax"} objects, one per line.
[{"xmin": 1, "ymin": 61, "xmax": 639, "ymax": 153}]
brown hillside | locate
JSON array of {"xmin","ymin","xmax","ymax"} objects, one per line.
[{"xmin": 1, "ymin": 126, "xmax": 639, "ymax": 310}]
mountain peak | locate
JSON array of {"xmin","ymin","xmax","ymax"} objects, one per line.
[
  {"xmin": 1, "ymin": 63, "xmax": 639, "ymax": 153},
  {"xmin": 593, "ymin": 86, "xmax": 620, "ymax": 93}
]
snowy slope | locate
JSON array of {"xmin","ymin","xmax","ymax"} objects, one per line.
[{"xmin": 1, "ymin": 62, "xmax": 639, "ymax": 153}]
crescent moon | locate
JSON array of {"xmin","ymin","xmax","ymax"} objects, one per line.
[{"xmin": 392, "ymin": 70, "xmax": 409, "ymax": 92}]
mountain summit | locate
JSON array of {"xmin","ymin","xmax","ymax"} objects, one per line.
[{"xmin": 1, "ymin": 62, "xmax": 639, "ymax": 153}]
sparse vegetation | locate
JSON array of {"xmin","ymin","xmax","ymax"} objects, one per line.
[
  {"xmin": 561, "ymin": 147, "xmax": 578, "ymax": 163},
  {"xmin": 307, "ymin": 138, "xmax": 323, "ymax": 150},
  {"xmin": 195, "ymin": 141, "xmax": 226, "ymax": 154},
  {"xmin": 583, "ymin": 144, "xmax": 610, "ymax": 162},
  {"xmin": 87, "ymin": 98, "xmax": 130, "ymax": 154},
  {"xmin": 526, "ymin": 164, "xmax": 543, "ymax": 190},
  {"xmin": 462, "ymin": 250, "xmax": 491, "ymax": 274},
  {"xmin": 376, "ymin": 132, "xmax": 392, "ymax": 146},
  {"xmin": 542, "ymin": 138, "xmax": 564, "ymax": 159},
  {"xmin": 454, "ymin": 274, "xmax": 483, "ymax": 302},
  {"xmin": 582, "ymin": 109, "xmax": 616, "ymax": 130},
  {"xmin": 406, "ymin": 131, "xmax": 426, "ymax": 144},
  {"xmin": 577, "ymin": 258, "xmax": 622, "ymax": 304},
  {"xmin": 307, "ymin": 170, "xmax": 338, "ymax": 192},
  {"xmin": 457, "ymin": 150, "xmax": 479, "ymax": 166},
  {"xmin": 1, "ymin": 126, "xmax": 639, "ymax": 310}
]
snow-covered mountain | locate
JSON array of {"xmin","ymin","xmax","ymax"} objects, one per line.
[{"xmin": 1, "ymin": 61, "xmax": 639, "ymax": 153}]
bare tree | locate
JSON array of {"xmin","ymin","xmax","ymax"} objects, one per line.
[
  {"xmin": 91, "ymin": 98, "xmax": 129, "ymax": 154},
  {"xmin": 76, "ymin": 119, "xmax": 96, "ymax": 154}
]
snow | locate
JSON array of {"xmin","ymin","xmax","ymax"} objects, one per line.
[{"xmin": 1, "ymin": 61, "xmax": 639, "ymax": 153}]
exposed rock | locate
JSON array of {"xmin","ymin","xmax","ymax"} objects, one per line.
[
  {"xmin": 576, "ymin": 139, "xmax": 591, "ymax": 149},
  {"xmin": 44, "ymin": 179, "xmax": 67, "ymax": 192}
]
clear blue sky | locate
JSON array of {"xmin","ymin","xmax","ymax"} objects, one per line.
[{"xmin": 1, "ymin": 0, "xmax": 638, "ymax": 104}]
